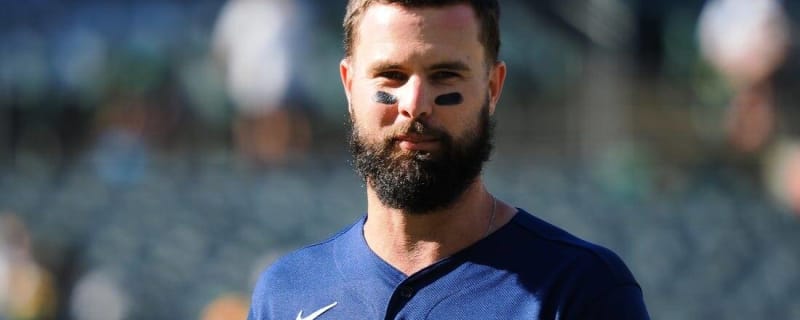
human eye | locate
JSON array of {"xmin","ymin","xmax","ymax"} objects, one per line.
[
  {"xmin": 430, "ymin": 70, "xmax": 461, "ymax": 83},
  {"xmin": 377, "ymin": 71, "xmax": 408, "ymax": 83}
]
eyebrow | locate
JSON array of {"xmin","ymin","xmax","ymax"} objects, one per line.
[
  {"xmin": 368, "ymin": 60, "xmax": 472, "ymax": 73},
  {"xmin": 428, "ymin": 61, "xmax": 471, "ymax": 72},
  {"xmin": 369, "ymin": 61, "xmax": 400, "ymax": 71}
]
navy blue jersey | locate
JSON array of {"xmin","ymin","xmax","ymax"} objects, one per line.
[{"xmin": 249, "ymin": 209, "xmax": 649, "ymax": 319}]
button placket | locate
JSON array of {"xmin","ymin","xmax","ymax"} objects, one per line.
[{"xmin": 398, "ymin": 285, "xmax": 415, "ymax": 299}]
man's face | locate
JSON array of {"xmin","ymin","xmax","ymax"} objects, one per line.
[{"xmin": 341, "ymin": 3, "xmax": 506, "ymax": 213}]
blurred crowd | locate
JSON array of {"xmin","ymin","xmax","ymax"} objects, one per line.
[{"xmin": 1, "ymin": 0, "xmax": 800, "ymax": 319}]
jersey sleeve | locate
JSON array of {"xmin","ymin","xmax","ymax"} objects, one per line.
[
  {"xmin": 577, "ymin": 284, "xmax": 650, "ymax": 320},
  {"xmin": 247, "ymin": 268, "xmax": 274, "ymax": 320},
  {"xmin": 566, "ymin": 243, "xmax": 650, "ymax": 320}
]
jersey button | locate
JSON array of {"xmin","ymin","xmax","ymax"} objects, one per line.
[{"xmin": 399, "ymin": 286, "xmax": 415, "ymax": 299}]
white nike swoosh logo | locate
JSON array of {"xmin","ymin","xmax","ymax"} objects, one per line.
[{"xmin": 296, "ymin": 301, "xmax": 337, "ymax": 320}]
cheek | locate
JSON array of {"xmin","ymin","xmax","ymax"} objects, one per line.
[
  {"xmin": 454, "ymin": 114, "xmax": 478, "ymax": 140},
  {"xmin": 440, "ymin": 95, "xmax": 486, "ymax": 138},
  {"xmin": 357, "ymin": 93, "xmax": 397, "ymax": 124},
  {"xmin": 357, "ymin": 104, "xmax": 393, "ymax": 128},
  {"xmin": 351, "ymin": 97, "xmax": 393, "ymax": 134}
]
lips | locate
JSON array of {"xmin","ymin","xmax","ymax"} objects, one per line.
[
  {"xmin": 397, "ymin": 133, "xmax": 437, "ymax": 143},
  {"xmin": 395, "ymin": 134, "xmax": 440, "ymax": 151}
]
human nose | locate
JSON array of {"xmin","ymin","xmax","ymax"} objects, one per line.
[{"xmin": 397, "ymin": 76, "xmax": 431, "ymax": 120}]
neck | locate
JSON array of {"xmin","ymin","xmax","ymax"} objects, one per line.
[{"xmin": 363, "ymin": 179, "xmax": 507, "ymax": 275}]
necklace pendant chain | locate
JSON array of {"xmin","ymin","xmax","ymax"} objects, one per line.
[{"xmin": 484, "ymin": 196, "xmax": 497, "ymax": 238}]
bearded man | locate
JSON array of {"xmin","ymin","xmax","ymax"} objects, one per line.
[{"xmin": 248, "ymin": 1, "xmax": 650, "ymax": 319}]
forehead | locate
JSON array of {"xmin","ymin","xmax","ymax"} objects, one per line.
[
  {"xmin": 352, "ymin": 3, "xmax": 483, "ymax": 65},
  {"xmin": 362, "ymin": 3, "xmax": 478, "ymax": 31}
]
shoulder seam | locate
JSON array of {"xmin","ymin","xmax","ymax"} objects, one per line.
[
  {"xmin": 510, "ymin": 210, "xmax": 633, "ymax": 282},
  {"xmin": 574, "ymin": 283, "xmax": 644, "ymax": 319}
]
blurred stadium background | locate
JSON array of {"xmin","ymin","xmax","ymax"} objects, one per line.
[{"xmin": 1, "ymin": 0, "xmax": 800, "ymax": 319}]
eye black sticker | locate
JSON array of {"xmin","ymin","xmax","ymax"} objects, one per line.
[
  {"xmin": 435, "ymin": 92, "xmax": 463, "ymax": 106},
  {"xmin": 373, "ymin": 91, "xmax": 398, "ymax": 105}
]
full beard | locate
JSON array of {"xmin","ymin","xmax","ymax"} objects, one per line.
[{"xmin": 348, "ymin": 100, "xmax": 494, "ymax": 214}]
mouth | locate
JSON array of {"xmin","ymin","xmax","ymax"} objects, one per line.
[{"xmin": 394, "ymin": 134, "xmax": 440, "ymax": 151}]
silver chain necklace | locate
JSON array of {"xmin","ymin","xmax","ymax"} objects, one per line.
[{"xmin": 484, "ymin": 196, "xmax": 497, "ymax": 238}]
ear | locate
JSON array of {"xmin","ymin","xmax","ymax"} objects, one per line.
[
  {"xmin": 340, "ymin": 58, "xmax": 354, "ymax": 115},
  {"xmin": 487, "ymin": 61, "xmax": 506, "ymax": 115}
]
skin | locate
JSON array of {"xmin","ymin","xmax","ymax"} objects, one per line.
[{"xmin": 340, "ymin": 3, "xmax": 512, "ymax": 275}]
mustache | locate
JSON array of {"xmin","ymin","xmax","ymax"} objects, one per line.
[{"xmin": 388, "ymin": 119, "xmax": 447, "ymax": 140}]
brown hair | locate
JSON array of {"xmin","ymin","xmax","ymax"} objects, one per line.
[{"xmin": 342, "ymin": 0, "xmax": 501, "ymax": 63}]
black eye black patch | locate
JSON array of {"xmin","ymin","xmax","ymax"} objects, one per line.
[
  {"xmin": 373, "ymin": 91, "xmax": 398, "ymax": 105},
  {"xmin": 435, "ymin": 92, "xmax": 463, "ymax": 106}
]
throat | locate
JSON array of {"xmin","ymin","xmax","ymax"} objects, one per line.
[
  {"xmin": 364, "ymin": 219, "xmax": 461, "ymax": 275},
  {"xmin": 389, "ymin": 240, "xmax": 447, "ymax": 275},
  {"xmin": 363, "ymin": 195, "xmax": 498, "ymax": 275}
]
